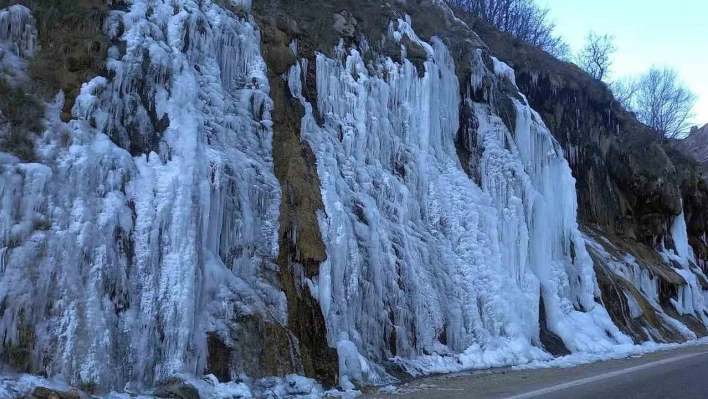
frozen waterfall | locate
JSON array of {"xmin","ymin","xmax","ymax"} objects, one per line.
[
  {"xmin": 1, "ymin": 0, "xmax": 283, "ymax": 390},
  {"xmin": 285, "ymin": 17, "xmax": 629, "ymax": 383}
]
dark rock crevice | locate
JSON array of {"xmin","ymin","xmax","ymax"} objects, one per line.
[
  {"xmin": 254, "ymin": 15, "xmax": 339, "ymax": 386},
  {"xmin": 268, "ymin": 69, "xmax": 338, "ymax": 387},
  {"xmin": 538, "ymin": 296, "xmax": 571, "ymax": 356}
]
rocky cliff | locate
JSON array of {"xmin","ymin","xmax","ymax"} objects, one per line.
[
  {"xmin": 1, "ymin": 0, "xmax": 708, "ymax": 397},
  {"xmin": 677, "ymin": 124, "xmax": 708, "ymax": 167}
]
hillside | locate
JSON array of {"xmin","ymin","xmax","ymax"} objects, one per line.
[
  {"xmin": 1, "ymin": 0, "xmax": 708, "ymax": 397},
  {"xmin": 677, "ymin": 124, "xmax": 708, "ymax": 167}
]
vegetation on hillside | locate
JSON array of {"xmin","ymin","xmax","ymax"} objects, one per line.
[
  {"xmin": 444, "ymin": 0, "xmax": 699, "ymax": 140},
  {"xmin": 447, "ymin": 0, "xmax": 570, "ymax": 59},
  {"xmin": 620, "ymin": 67, "xmax": 697, "ymax": 139}
]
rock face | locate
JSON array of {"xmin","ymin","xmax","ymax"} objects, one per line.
[
  {"xmin": 677, "ymin": 124, "xmax": 708, "ymax": 167},
  {"xmin": 2, "ymin": 0, "xmax": 708, "ymax": 396}
]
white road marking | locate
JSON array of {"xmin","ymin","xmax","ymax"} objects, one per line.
[{"xmin": 503, "ymin": 351, "xmax": 708, "ymax": 399}]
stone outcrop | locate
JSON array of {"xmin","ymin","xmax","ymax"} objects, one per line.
[
  {"xmin": 467, "ymin": 20, "xmax": 702, "ymax": 242},
  {"xmin": 676, "ymin": 124, "xmax": 708, "ymax": 167},
  {"xmin": 31, "ymin": 387, "xmax": 81, "ymax": 399}
]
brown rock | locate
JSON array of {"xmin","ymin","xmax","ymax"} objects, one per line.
[
  {"xmin": 675, "ymin": 124, "xmax": 708, "ymax": 168},
  {"xmin": 152, "ymin": 378, "xmax": 200, "ymax": 399},
  {"xmin": 275, "ymin": 16, "xmax": 301, "ymax": 38},
  {"xmin": 264, "ymin": 44, "xmax": 296, "ymax": 75},
  {"xmin": 260, "ymin": 21, "xmax": 296, "ymax": 75},
  {"xmin": 332, "ymin": 12, "xmax": 357, "ymax": 38},
  {"xmin": 31, "ymin": 387, "xmax": 80, "ymax": 399},
  {"xmin": 261, "ymin": 24, "xmax": 287, "ymax": 45}
]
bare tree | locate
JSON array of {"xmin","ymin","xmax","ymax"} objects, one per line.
[
  {"xmin": 577, "ymin": 32, "xmax": 616, "ymax": 81},
  {"xmin": 610, "ymin": 77, "xmax": 639, "ymax": 111},
  {"xmin": 450, "ymin": 0, "xmax": 570, "ymax": 59},
  {"xmin": 548, "ymin": 37, "xmax": 571, "ymax": 62},
  {"xmin": 633, "ymin": 67, "xmax": 697, "ymax": 139}
]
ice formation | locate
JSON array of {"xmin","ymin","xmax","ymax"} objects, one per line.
[
  {"xmin": 585, "ymin": 235, "xmax": 699, "ymax": 341},
  {"xmin": 0, "ymin": 371, "xmax": 331, "ymax": 399},
  {"xmin": 0, "ymin": 5, "xmax": 36, "ymax": 82},
  {"xmin": 285, "ymin": 17, "xmax": 629, "ymax": 383},
  {"xmin": 665, "ymin": 209, "xmax": 708, "ymax": 322},
  {"xmin": 1, "ymin": 0, "xmax": 283, "ymax": 390},
  {"xmin": 2, "ymin": 0, "xmax": 708, "ymax": 395}
]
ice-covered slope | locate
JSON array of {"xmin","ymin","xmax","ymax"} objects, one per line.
[
  {"xmin": 1, "ymin": 0, "xmax": 284, "ymax": 391},
  {"xmin": 585, "ymin": 210, "xmax": 708, "ymax": 343},
  {"xmin": 677, "ymin": 124, "xmax": 708, "ymax": 167},
  {"xmin": 283, "ymin": 21, "xmax": 630, "ymax": 385},
  {"xmin": 1, "ymin": 0, "xmax": 708, "ymax": 396}
]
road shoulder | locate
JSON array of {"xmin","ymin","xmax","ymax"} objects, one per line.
[{"xmin": 363, "ymin": 343, "xmax": 708, "ymax": 399}]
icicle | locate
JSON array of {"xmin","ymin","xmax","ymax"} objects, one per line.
[
  {"xmin": 0, "ymin": 5, "xmax": 37, "ymax": 58},
  {"xmin": 293, "ymin": 16, "xmax": 563, "ymax": 384},
  {"xmin": 670, "ymin": 205, "xmax": 693, "ymax": 266}
]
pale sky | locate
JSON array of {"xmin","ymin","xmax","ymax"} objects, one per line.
[{"xmin": 542, "ymin": 0, "xmax": 708, "ymax": 127}]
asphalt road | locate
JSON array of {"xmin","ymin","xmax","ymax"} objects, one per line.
[{"xmin": 364, "ymin": 343, "xmax": 708, "ymax": 399}]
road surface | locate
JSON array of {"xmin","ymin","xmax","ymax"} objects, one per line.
[{"xmin": 364, "ymin": 343, "xmax": 708, "ymax": 399}]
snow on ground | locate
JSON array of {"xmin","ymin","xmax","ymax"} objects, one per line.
[
  {"xmin": 373, "ymin": 338, "xmax": 708, "ymax": 396},
  {"xmin": 4, "ymin": 337, "xmax": 708, "ymax": 398},
  {"xmin": 0, "ymin": 371, "xmax": 362, "ymax": 399},
  {"xmin": 0, "ymin": 372, "xmax": 76, "ymax": 399}
]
